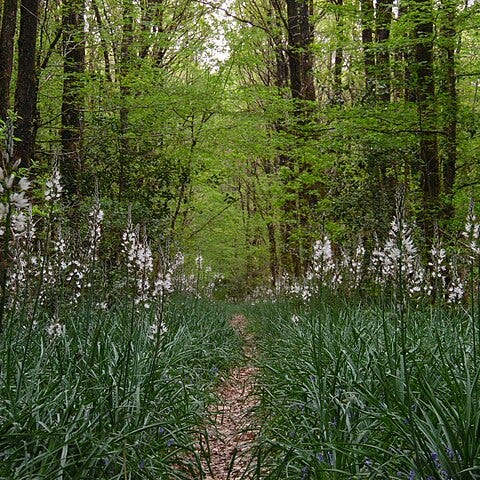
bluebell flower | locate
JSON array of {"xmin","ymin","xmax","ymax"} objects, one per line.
[
  {"xmin": 301, "ymin": 465, "xmax": 309, "ymax": 479},
  {"xmin": 430, "ymin": 451, "xmax": 441, "ymax": 469},
  {"xmin": 445, "ymin": 446, "xmax": 454, "ymax": 460},
  {"xmin": 167, "ymin": 438, "xmax": 175, "ymax": 447}
]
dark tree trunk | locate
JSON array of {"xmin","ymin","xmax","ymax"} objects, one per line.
[
  {"xmin": 267, "ymin": 222, "xmax": 279, "ymax": 289},
  {"xmin": 284, "ymin": 0, "xmax": 316, "ymax": 275},
  {"xmin": 118, "ymin": 0, "xmax": 133, "ymax": 198},
  {"xmin": 375, "ymin": 0, "xmax": 393, "ymax": 101},
  {"xmin": 360, "ymin": 0, "xmax": 375, "ymax": 99},
  {"xmin": 413, "ymin": 0, "xmax": 439, "ymax": 243},
  {"xmin": 401, "ymin": 1, "xmax": 417, "ymax": 103},
  {"xmin": 286, "ymin": 0, "xmax": 302, "ymax": 99},
  {"xmin": 333, "ymin": 0, "xmax": 344, "ymax": 102},
  {"xmin": 298, "ymin": 0, "xmax": 315, "ymax": 101},
  {"xmin": 333, "ymin": 47, "xmax": 343, "ymax": 101},
  {"xmin": 91, "ymin": 0, "xmax": 112, "ymax": 82},
  {"xmin": 0, "ymin": 0, "xmax": 18, "ymax": 120},
  {"xmin": 61, "ymin": 0, "xmax": 85, "ymax": 198},
  {"xmin": 286, "ymin": 0, "xmax": 315, "ymax": 102},
  {"xmin": 13, "ymin": 0, "xmax": 39, "ymax": 168},
  {"xmin": 439, "ymin": 0, "xmax": 457, "ymax": 219}
]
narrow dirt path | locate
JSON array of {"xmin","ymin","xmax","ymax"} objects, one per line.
[{"xmin": 201, "ymin": 314, "xmax": 259, "ymax": 480}]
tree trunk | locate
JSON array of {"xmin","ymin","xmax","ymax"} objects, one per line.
[
  {"xmin": 91, "ymin": 0, "xmax": 113, "ymax": 82},
  {"xmin": 267, "ymin": 222, "xmax": 279, "ymax": 289},
  {"xmin": 0, "ymin": 0, "xmax": 18, "ymax": 120},
  {"xmin": 375, "ymin": 0, "xmax": 393, "ymax": 101},
  {"xmin": 286, "ymin": 0, "xmax": 315, "ymax": 102},
  {"xmin": 439, "ymin": 0, "xmax": 457, "ymax": 219},
  {"xmin": 118, "ymin": 0, "xmax": 133, "ymax": 198},
  {"xmin": 413, "ymin": 0, "xmax": 439, "ymax": 243},
  {"xmin": 61, "ymin": 0, "xmax": 85, "ymax": 198},
  {"xmin": 333, "ymin": 0, "xmax": 344, "ymax": 102},
  {"xmin": 360, "ymin": 0, "xmax": 375, "ymax": 100},
  {"xmin": 13, "ymin": 0, "xmax": 39, "ymax": 168}
]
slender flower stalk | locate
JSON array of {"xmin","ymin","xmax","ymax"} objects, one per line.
[{"xmin": 462, "ymin": 199, "xmax": 480, "ymax": 366}]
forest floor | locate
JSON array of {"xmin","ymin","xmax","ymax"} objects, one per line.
[{"xmin": 200, "ymin": 314, "xmax": 259, "ymax": 479}]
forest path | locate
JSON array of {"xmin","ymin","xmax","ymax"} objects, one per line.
[{"xmin": 200, "ymin": 314, "xmax": 259, "ymax": 479}]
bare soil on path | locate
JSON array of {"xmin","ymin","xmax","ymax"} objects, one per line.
[{"xmin": 200, "ymin": 314, "xmax": 259, "ymax": 480}]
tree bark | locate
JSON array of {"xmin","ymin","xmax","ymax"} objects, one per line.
[
  {"xmin": 118, "ymin": 0, "xmax": 133, "ymax": 198},
  {"xmin": 13, "ymin": 0, "xmax": 39, "ymax": 168},
  {"xmin": 375, "ymin": 0, "xmax": 393, "ymax": 101},
  {"xmin": 439, "ymin": 0, "xmax": 457, "ymax": 219},
  {"xmin": 0, "ymin": 0, "xmax": 18, "ymax": 120},
  {"xmin": 61, "ymin": 0, "xmax": 86, "ymax": 198},
  {"xmin": 360, "ymin": 0, "xmax": 375, "ymax": 100},
  {"xmin": 286, "ymin": 0, "xmax": 315, "ymax": 102},
  {"xmin": 91, "ymin": 0, "xmax": 113, "ymax": 82},
  {"xmin": 333, "ymin": 0, "xmax": 344, "ymax": 102},
  {"xmin": 413, "ymin": 0, "xmax": 439, "ymax": 243}
]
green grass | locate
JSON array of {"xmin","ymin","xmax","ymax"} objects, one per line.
[
  {"xmin": 247, "ymin": 297, "xmax": 480, "ymax": 479},
  {"xmin": 0, "ymin": 296, "xmax": 242, "ymax": 479}
]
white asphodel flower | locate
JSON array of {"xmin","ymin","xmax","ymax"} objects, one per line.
[
  {"xmin": 46, "ymin": 320, "xmax": 65, "ymax": 338},
  {"xmin": 44, "ymin": 168, "xmax": 63, "ymax": 201},
  {"xmin": 11, "ymin": 213, "xmax": 27, "ymax": 234},
  {"xmin": 4, "ymin": 174, "xmax": 14, "ymax": 190},
  {"xmin": 17, "ymin": 177, "xmax": 31, "ymax": 192},
  {"xmin": 0, "ymin": 202, "xmax": 8, "ymax": 219},
  {"xmin": 10, "ymin": 192, "xmax": 30, "ymax": 209},
  {"xmin": 148, "ymin": 320, "xmax": 168, "ymax": 340}
]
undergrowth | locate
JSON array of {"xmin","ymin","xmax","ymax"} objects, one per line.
[
  {"xmin": 0, "ymin": 296, "xmax": 242, "ymax": 479},
  {"xmin": 248, "ymin": 297, "xmax": 480, "ymax": 479}
]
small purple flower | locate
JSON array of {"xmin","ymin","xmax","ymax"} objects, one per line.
[
  {"xmin": 445, "ymin": 446, "xmax": 454, "ymax": 460},
  {"xmin": 301, "ymin": 465, "xmax": 309, "ymax": 479},
  {"xmin": 430, "ymin": 451, "xmax": 441, "ymax": 469},
  {"xmin": 365, "ymin": 458, "xmax": 372, "ymax": 469},
  {"xmin": 327, "ymin": 451, "xmax": 334, "ymax": 466},
  {"xmin": 408, "ymin": 469, "xmax": 415, "ymax": 480},
  {"xmin": 166, "ymin": 438, "xmax": 175, "ymax": 447},
  {"xmin": 139, "ymin": 460, "xmax": 145, "ymax": 469},
  {"xmin": 158, "ymin": 427, "xmax": 165, "ymax": 434},
  {"xmin": 316, "ymin": 453, "xmax": 324, "ymax": 462}
]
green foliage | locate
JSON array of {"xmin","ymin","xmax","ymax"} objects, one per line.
[
  {"xmin": 247, "ymin": 298, "xmax": 480, "ymax": 479},
  {"xmin": 0, "ymin": 296, "xmax": 242, "ymax": 479}
]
